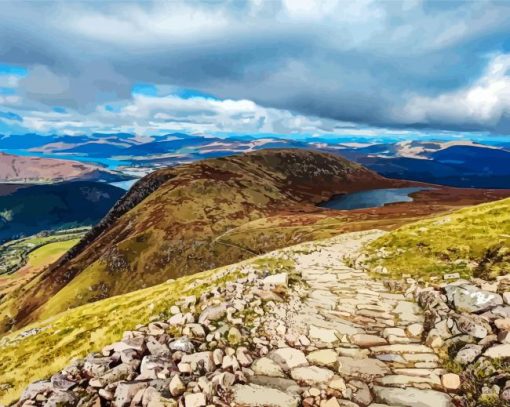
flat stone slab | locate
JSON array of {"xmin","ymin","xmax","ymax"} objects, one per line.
[
  {"xmin": 307, "ymin": 349, "xmax": 338, "ymax": 368},
  {"xmin": 290, "ymin": 366, "xmax": 335, "ymax": 385},
  {"xmin": 338, "ymin": 357, "xmax": 390, "ymax": 379},
  {"xmin": 351, "ymin": 334, "xmax": 388, "ymax": 348},
  {"xmin": 370, "ymin": 344, "xmax": 432, "ymax": 354},
  {"xmin": 232, "ymin": 384, "xmax": 300, "ymax": 407},
  {"xmin": 268, "ymin": 348, "xmax": 308, "ymax": 371},
  {"xmin": 373, "ymin": 386, "xmax": 453, "ymax": 407}
]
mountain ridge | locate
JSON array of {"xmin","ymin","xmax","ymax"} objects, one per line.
[{"xmin": 1, "ymin": 149, "xmax": 410, "ymax": 333}]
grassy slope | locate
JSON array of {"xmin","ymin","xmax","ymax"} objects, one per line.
[
  {"xmin": 25, "ymin": 239, "xmax": 79, "ymax": 269},
  {"xmin": 0, "ymin": 242, "xmax": 296, "ymax": 405},
  {"xmin": 367, "ymin": 197, "xmax": 510, "ymax": 280},
  {"xmin": 1, "ymin": 149, "xmax": 401, "ymax": 333}
]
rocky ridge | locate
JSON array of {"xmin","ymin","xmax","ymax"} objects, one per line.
[{"xmin": 10, "ymin": 230, "xmax": 465, "ymax": 407}]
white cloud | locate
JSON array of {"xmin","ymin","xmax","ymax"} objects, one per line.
[{"xmin": 397, "ymin": 53, "xmax": 510, "ymax": 131}]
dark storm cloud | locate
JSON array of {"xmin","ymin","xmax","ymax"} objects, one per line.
[{"xmin": 1, "ymin": 0, "xmax": 510, "ymax": 134}]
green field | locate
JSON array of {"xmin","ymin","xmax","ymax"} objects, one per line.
[
  {"xmin": 0, "ymin": 228, "xmax": 88, "ymax": 276},
  {"xmin": 367, "ymin": 197, "xmax": 510, "ymax": 280}
]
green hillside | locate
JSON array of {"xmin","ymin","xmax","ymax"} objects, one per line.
[
  {"xmin": 367, "ymin": 197, "xmax": 510, "ymax": 280},
  {"xmin": 0, "ymin": 241, "xmax": 295, "ymax": 405}
]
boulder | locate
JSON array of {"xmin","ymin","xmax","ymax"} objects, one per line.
[
  {"xmin": 455, "ymin": 315, "xmax": 489, "ymax": 339},
  {"xmin": 445, "ymin": 284, "xmax": 503, "ymax": 313},
  {"xmin": 454, "ymin": 344, "xmax": 482, "ymax": 365}
]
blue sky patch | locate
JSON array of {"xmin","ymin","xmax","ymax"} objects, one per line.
[
  {"xmin": 0, "ymin": 64, "xmax": 28, "ymax": 76},
  {"xmin": 174, "ymin": 89, "xmax": 218, "ymax": 100},
  {"xmin": 0, "ymin": 111, "xmax": 23, "ymax": 121},
  {"xmin": 131, "ymin": 83, "xmax": 158, "ymax": 97},
  {"xmin": 0, "ymin": 87, "xmax": 16, "ymax": 95}
]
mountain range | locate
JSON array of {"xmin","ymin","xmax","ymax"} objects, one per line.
[{"xmin": 2, "ymin": 133, "xmax": 509, "ymax": 188}]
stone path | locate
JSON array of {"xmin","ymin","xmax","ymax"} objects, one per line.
[{"xmin": 248, "ymin": 230, "xmax": 455, "ymax": 406}]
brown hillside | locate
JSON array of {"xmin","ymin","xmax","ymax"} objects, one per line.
[{"xmin": 1, "ymin": 149, "xmax": 410, "ymax": 331}]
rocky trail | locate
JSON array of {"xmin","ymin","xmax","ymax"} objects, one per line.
[{"xmin": 12, "ymin": 231, "xmax": 462, "ymax": 407}]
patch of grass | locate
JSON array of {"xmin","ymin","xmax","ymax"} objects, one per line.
[
  {"xmin": 25, "ymin": 239, "xmax": 79, "ymax": 269},
  {"xmin": 367, "ymin": 197, "xmax": 510, "ymax": 280}
]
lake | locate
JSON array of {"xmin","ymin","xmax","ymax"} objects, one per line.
[{"xmin": 320, "ymin": 187, "xmax": 429, "ymax": 210}]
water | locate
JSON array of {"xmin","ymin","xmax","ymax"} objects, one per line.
[
  {"xmin": 0, "ymin": 149, "xmax": 128, "ymax": 169},
  {"xmin": 320, "ymin": 187, "xmax": 429, "ymax": 210},
  {"xmin": 109, "ymin": 179, "xmax": 139, "ymax": 190}
]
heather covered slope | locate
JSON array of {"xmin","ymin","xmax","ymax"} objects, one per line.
[
  {"xmin": 366, "ymin": 197, "xmax": 510, "ymax": 281},
  {"xmin": 1, "ymin": 149, "xmax": 406, "ymax": 332}
]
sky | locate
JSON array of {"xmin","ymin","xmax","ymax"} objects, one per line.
[{"xmin": 1, "ymin": 0, "xmax": 510, "ymax": 139}]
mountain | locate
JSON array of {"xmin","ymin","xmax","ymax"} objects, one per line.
[
  {"xmin": 0, "ymin": 182, "xmax": 125, "ymax": 243},
  {"xmin": 344, "ymin": 143, "xmax": 510, "ymax": 188},
  {"xmin": 0, "ymin": 152, "xmax": 126, "ymax": 183},
  {"xmin": 0, "ymin": 149, "xmax": 410, "ymax": 332}
]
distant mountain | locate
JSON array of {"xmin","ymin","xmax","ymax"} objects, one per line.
[
  {"xmin": 2, "ymin": 133, "xmax": 510, "ymax": 188},
  {"xmin": 0, "ymin": 181, "xmax": 125, "ymax": 242},
  {"xmin": 3, "ymin": 149, "xmax": 410, "ymax": 331},
  {"xmin": 0, "ymin": 152, "xmax": 127, "ymax": 183}
]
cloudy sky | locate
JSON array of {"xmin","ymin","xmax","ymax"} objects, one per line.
[{"xmin": 1, "ymin": 0, "xmax": 510, "ymax": 139}]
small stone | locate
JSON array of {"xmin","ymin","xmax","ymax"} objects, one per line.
[
  {"xmin": 263, "ymin": 273, "xmax": 288, "ymax": 287},
  {"xmin": 406, "ymin": 323, "xmax": 424, "ymax": 338},
  {"xmin": 198, "ymin": 304, "xmax": 227, "ymax": 324},
  {"xmin": 441, "ymin": 373, "xmax": 460, "ymax": 391},
  {"xmin": 251, "ymin": 357, "xmax": 285, "ymax": 378},
  {"xmin": 350, "ymin": 334, "xmax": 387, "ymax": 348},
  {"xmin": 498, "ymin": 331, "xmax": 510, "ymax": 344},
  {"xmin": 169, "ymin": 374, "xmax": 185, "ymax": 397},
  {"xmin": 169, "ymin": 337, "xmax": 194, "ymax": 353},
  {"xmin": 328, "ymin": 377, "xmax": 347, "ymax": 394},
  {"xmin": 484, "ymin": 344, "xmax": 510, "ymax": 358},
  {"xmin": 495, "ymin": 318, "xmax": 510, "ymax": 331},
  {"xmin": 184, "ymin": 392, "xmax": 206, "ymax": 407},
  {"xmin": 227, "ymin": 327, "xmax": 242, "ymax": 345},
  {"xmin": 268, "ymin": 348, "xmax": 309, "ymax": 371},
  {"xmin": 307, "ymin": 349, "xmax": 338, "ymax": 368},
  {"xmin": 454, "ymin": 344, "xmax": 482, "ymax": 365}
]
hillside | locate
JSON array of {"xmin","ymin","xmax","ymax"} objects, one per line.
[
  {"xmin": 0, "ymin": 230, "xmax": 458, "ymax": 407},
  {"xmin": 0, "ymin": 182, "xmax": 125, "ymax": 243},
  {"xmin": 366, "ymin": 197, "xmax": 510, "ymax": 280},
  {"xmin": 0, "ymin": 152, "xmax": 126, "ymax": 183},
  {"xmin": 0, "ymin": 149, "xmax": 409, "ymax": 333}
]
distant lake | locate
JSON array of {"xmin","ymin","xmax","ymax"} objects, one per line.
[
  {"xmin": 110, "ymin": 179, "xmax": 138, "ymax": 190},
  {"xmin": 320, "ymin": 187, "xmax": 429, "ymax": 210}
]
